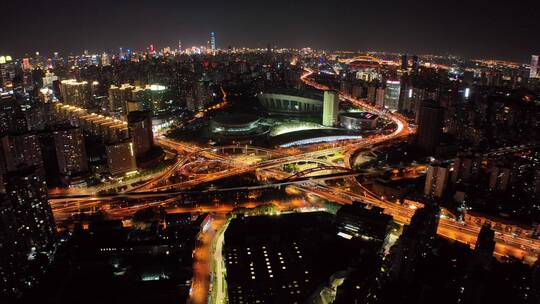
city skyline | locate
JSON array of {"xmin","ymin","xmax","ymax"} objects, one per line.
[
  {"xmin": 2, "ymin": 0, "xmax": 539, "ymax": 62},
  {"xmin": 2, "ymin": 2, "xmax": 540, "ymax": 303}
]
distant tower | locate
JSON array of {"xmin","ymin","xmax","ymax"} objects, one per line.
[
  {"xmin": 178, "ymin": 40, "xmax": 182, "ymax": 53},
  {"xmin": 101, "ymin": 52, "xmax": 110, "ymax": 66},
  {"xmin": 531, "ymin": 55, "xmax": 540, "ymax": 79},
  {"xmin": 322, "ymin": 90, "xmax": 339, "ymax": 127},
  {"xmin": 210, "ymin": 32, "xmax": 216, "ymax": 51}
]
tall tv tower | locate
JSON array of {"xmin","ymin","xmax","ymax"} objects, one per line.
[{"xmin": 210, "ymin": 32, "xmax": 216, "ymax": 51}]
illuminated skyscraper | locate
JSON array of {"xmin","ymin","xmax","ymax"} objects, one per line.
[
  {"xmin": 383, "ymin": 80, "xmax": 401, "ymax": 111},
  {"xmin": 531, "ymin": 55, "xmax": 540, "ymax": 79},
  {"xmin": 322, "ymin": 90, "xmax": 339, "ymax": 127},
  {"xmin": 210, "ymin": 32, "xmax": 216, "ymax": 51}
]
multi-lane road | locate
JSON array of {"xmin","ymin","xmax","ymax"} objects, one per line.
[{"xmin": 50, "ymin": 65, "xmax": 540, "ymax": 292}]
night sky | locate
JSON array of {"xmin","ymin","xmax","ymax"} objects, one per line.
[{"xmin": 2, "ymin": 0, "xmax": 539, "ymax": 62}]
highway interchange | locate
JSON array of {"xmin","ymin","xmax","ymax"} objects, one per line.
[{"xmin": 48, "ymin": 65, "xmax": 540, "ymax": 303}]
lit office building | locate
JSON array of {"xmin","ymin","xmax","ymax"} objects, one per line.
[
  {"xmin": 106, "ymin": 140, "xmax": 137, "ymax": 176},
  {"xmin": 383, "ymin": 80, "xmax": 401, "ymax": 111},
  {"xmin": 530, "ymin": 55, "xmax": 540, "ymax": 79}
]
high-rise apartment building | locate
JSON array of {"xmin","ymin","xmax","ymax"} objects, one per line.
[
  {"xmin": 0, "ymin": 133, "xmax": 43, "ymax": 172},
  {"xmin": 0, "ymin": 165, "xmax": 56, "ymax": 298},
  {"xmin": 109, "ymin": 84, "xmax": 166, "ymax": 114},
  {"xmin": 188, "ymin": 80, "xmax": 213, "ymax": 112},
  {"xmin": 53, "ymin": 127, "xmax": 88, "ymax": 176},
  {"xmin": 59, "ymin": 79, "xmax": 96, "ymax": 108},
  {"xmin": 424, "ymin": 165, "xmax": 449, "ymax": 198},
  {"xmin": 127, "ymin": 111, "xmax": 154, "ymax": 159}
]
